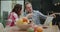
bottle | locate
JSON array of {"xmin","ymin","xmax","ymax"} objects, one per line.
[{"xmin": 49, "ymin": 21, "xmax": 52, "ymax": 27}]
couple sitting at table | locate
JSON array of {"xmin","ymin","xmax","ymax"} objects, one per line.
[{"xmin": 6, "ymin": 2, "xmax": 55, "ymax": 27}]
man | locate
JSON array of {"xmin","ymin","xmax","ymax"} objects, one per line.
[{"xmin": 24, "ymin": 2, "xmax": 55, "ymax": 25}]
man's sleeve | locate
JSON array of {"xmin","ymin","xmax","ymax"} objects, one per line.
[{"xmin": 37, "ymin": 11, "xmax": 47, "ymax": 19}]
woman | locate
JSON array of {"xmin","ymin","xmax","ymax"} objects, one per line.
[{"xmin": 6, "ymin": 4, "xmax": 22, "ymax": 27}]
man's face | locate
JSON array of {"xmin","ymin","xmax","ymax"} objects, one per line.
[{"xmin": 25, "ymin": 3, "xmax": 33, "ymax": 13}]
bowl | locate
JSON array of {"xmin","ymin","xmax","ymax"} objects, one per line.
[{"xmin": 15, "ymin": 24, "xmax": 30, "ymax": 30}]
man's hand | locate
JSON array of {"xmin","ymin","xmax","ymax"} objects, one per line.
[
  {"xmin": 26, "ymin": 13, "xmax": 33, "ymax": 18},
  {"xmin": 50, "ymin": 13, "xmax": 56, "ymax": 18}
]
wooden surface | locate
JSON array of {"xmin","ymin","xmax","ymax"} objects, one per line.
[
  {"xmin": 43, "ymin": 25, "xmax": 60, "ymax": 32},
  {"xmin": 4, "ymin": 25, "xmax": 60, "ymax": 32}
]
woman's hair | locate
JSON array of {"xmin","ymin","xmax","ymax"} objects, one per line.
[{"xmin": 12, "ymin": 4, "xmax": 22, "ymax": 17}]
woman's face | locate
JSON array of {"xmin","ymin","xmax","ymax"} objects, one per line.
[{"xmin": 18, "ymin": 8, "xmax": 22, "ymax": 15}]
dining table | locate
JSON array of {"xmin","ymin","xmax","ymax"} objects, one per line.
[{"xmin": 4, "ymin": 25, "xmax": 60, "ymax": 32}]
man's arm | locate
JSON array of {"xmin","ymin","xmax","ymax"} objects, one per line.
[
  {"xmin": 37, "ymin": 11, "xmax": 47, "ymax": 19},
  {"xmin": 38, "ymin": 11, "xmax": 56, "ymax": 19}
]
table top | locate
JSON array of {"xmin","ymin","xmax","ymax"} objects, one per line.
[
  {"xmin": 4, "ymin": 25, "xmax": 60, "ymax": 32},
  {"xmin": 43, "ymin": 25, "xmax": 60, "ymax": 32}
]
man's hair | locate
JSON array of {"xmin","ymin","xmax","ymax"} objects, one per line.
[
  {"xmin": 25, "ymin": 2, "xmax": 31, "ymax": 8},
  {"xmin": 25, "ymin": 2, "xmax": 31, "ymax": 5}
]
